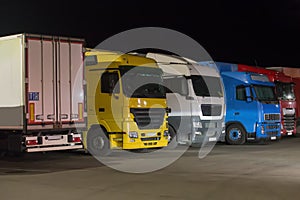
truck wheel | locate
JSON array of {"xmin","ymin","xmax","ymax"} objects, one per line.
[
  {"xmin": 167, "ymin": 126, "xmax": 178, "ymax": 149},
  {"xmin": 87, "ymin": 127, "xmax": 111, "ymax": 157},
  {"xmin": 226, "ymin": 124, "xmax": 246, "ymax": 145}
]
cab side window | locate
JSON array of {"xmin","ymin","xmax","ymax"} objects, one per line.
[
  {"xmin": 236, "ymin": 86, "xmax": 246, "ymax": 101},
  {"xmin": 101, "ymin": 72, "xmax": 120, "ymax": 94}
]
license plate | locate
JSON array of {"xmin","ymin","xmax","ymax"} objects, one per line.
[
  {"xmin": 271, "ymin": 136, "xmax": 276, "ymax": 140},
  {"xmin": 208, "ymin": 137, "xmax": 217, "ymax": 142},
  {"xmin": 46, "ymin": 135, "xmax": 64, "ymax": 140},
  {"xmin": 146, "ymin": 132, "xmax": 157, "ymax": 137},
  {"xmin": 287, "ymin": 132, "xmax": 293, "ymax": 136}
]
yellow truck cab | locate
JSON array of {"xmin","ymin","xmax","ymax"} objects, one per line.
[{"xmin": 83, "ymin": 49, "xmax": 169, "ymax": 156}]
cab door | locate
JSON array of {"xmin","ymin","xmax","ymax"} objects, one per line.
[
  {"xmin": 95, "ymin": 70, "xmax": 124, "ymax": 132},
  {"xmin": 234, "ymin": 85, "xmax": 258, "ymax": 133}
]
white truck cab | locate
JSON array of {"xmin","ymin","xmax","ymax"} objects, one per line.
[{"xmin": 146, "ymin": 53, "xmax": 226, "ymax": 146}]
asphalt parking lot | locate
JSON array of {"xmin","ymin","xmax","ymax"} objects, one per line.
[{"xmin": 1, "ymin": 136, "xmax": 300, "ymax": 200}]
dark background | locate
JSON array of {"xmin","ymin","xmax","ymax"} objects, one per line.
[{"xmin": 0, "ymin": 0, "xmax": 299, "ymax": 67}]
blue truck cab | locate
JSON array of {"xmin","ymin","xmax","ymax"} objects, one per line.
[{"xmin": 218, "ymin": 70, "xmax": 281, "ymax": 144}]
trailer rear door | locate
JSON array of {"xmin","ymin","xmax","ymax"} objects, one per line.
[{"xmin": 26, "ymin": 35, "xmax": 85, "ymax": 129}]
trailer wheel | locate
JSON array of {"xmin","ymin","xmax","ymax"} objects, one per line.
[
  {"xmin": 226, "ymin": 124, "xmax": 246, "ymax": 145},
  {"xmin": 87, "ymin": 127, "xmax": 111, "ymax": 157},
  {"xmin": 167, "ymin": 126, "xmax": 178, "ymax": 149}
]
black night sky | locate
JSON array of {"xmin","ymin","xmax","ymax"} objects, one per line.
[{"xmin": 1, "ymin": 0, "xmax": 300, "ymax": 67}]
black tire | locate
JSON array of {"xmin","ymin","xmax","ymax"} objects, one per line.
[
  {"xmin": 225, "ymin": 124, "xmax": 246, "ymax": 145},
  {"xmin": 87, "ymin": 127, "xmax": 111, "ymax": 157},
  {"xmin": 167, "ymin": 126, "xmax": 178, "ymax": 149}
]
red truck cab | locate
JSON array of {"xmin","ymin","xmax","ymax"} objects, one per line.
[
  {"xmin": 238, "ymin": 64, "xmax": 296, "ymax": 136},
  {"xmin": 267, "ymin": 67, "xmax": 300, "ymax": 134}
]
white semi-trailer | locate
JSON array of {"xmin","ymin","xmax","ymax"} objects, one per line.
[{"xmin": 0, "ymin": 33, "xmax": 85, "ymax": 153}]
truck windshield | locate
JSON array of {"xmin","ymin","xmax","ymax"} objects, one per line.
[
  {"xmin": 253, "ymin": 85, "xmax": 277, "ymax": 101},
  {"xmin": 191, "ymin": 75, "xmax": 223, "ymax": 97},
  {"xmin": 275, "ymin": 82, "xmax": 295, "ymax": 100},
  {"xmin": 120, "ymin": 66, "xmax": 166, "ymax": 98}
]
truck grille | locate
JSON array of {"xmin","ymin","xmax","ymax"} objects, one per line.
[
  {"xmin": 141, "ymin": 137, "xmax": 161, "ymax": 141},
  {"xmin": 201, "ymin": 104, "xmax": 222, "ymax": 116},
  {"xmin": 130, "ymin": 108, "xmax": 165, "ymax": 130},
  {"xmin": 266, "ymin": 125, "xmax": 280, "ymax": 130},
  {"xmin": 264, "ymin": 114, "xmax": 280, "ymax": 121},
  {"xmin": 267, "ymin": 131, "xmax": 279, "ymax": 137},
  {"xmin": 283, "ymin": 114, "xmax": 295, "ymax": 130}
]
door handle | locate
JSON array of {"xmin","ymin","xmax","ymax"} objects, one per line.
[
  {"xmin": 47, "ymin": 114, "xmax": 55, "ymax": 119},
  {"xmin": 60, "ymin": 114, "xmax": 68, "ymax": 119},
  {"xmin": 234, "ymin": 112, "xmax": 240, "ymax": 115},
  {"xmin": 99, "ymin": 108, "xmax": 105, "ymax": 112}
]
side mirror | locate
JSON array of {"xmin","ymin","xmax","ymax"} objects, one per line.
[
  {"xmin": 245, "ymin": 87, "xmax": 253, "ymax": 102},
  {"xmin": 166, "ymin": 107, "xmax": 171, "ymax": 113},
  {"xmin": 180, "ymin": 77, "xmax": 189, "ymax": 96}
]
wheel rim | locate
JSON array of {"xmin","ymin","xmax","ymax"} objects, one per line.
[
  {"xmin": 168, "ymin": 134, "xmax": 171, "ymax": 143},
  {"xmin": 168, "ymin": 130, "xmax": 176, "ymax": 144},
  {"xmin": 92, "ymin": 136, "xmax": 105, "ymax": 150},
  {"xmin": 229, "ymin": 128, "xmax": 242, "ymax": 141}
]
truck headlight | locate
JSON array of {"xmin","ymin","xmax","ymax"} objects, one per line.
[
  {"xmin": 129, "ymin": 131, "xmax": 138, "ymax": 138},
  {"xmin": 261, "ymin": 125, "xmax": 265, "ymax": 134},
  {"xmin": 222, "ymin": 121, "xmax": 225, "ymax": 128},
  {"xmin": 193, "ymin": 121, "xmax": 202, "ymax": 128},
  {"xmin": 192, "ymin": 116, "xmax": 202, "ymax": 128}
]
